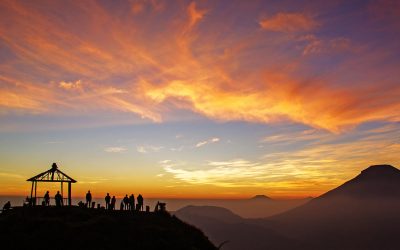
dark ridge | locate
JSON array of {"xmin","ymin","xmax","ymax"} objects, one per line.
[
  {"xmin": 0, "ymin": 206, "xmax": 217, "ymax": 250},
  {"xmin": 175, "ymin": 205, "xmax": 243, "ymax": 224},
  {"xmin": 250, "ymin": 195, "xmax": 272, "ymax": 200},
  {"xmin": 175, "ymin": 205, "xmax": 303, "ymax": 250}
]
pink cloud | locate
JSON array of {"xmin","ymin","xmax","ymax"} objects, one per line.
[{"xmin": 260, "ymin": 12, "xmax": 318, "ymax": 32}]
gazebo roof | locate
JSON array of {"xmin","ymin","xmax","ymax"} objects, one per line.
[{"xmin": 27, "ymin": 163, "xmax": 77, "ymax": 183}]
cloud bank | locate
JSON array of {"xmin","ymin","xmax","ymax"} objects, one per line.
[{"xmin": 0, "ymin": 0, "xmax": 399, "ymax": 132}]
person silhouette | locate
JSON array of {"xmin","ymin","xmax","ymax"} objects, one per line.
[
  {"xmin": 129, "ymin": 194, "xmax": 135, "ymax": 211},
  {"xmin": 86, "ymin": 190, "xmax": 92, "ymax": 208},
  {"xmin": 78, "ymin": 201, "xmax": 84, "ymax": 208},
  {"xmin": 24, "ymin": 196, "xmax": 31, "ymax": 206},
  {"xmin": 123, "ymin": 195, "xmax": 129, "ymax": 210},
  {"xmin": 137, "ymin": 194, "xmax": 143, "ymax": 211},
  {"xmin": 55, "ymin": 191, "xmax": 62, "ymax": 207},
  {"xmin": 3, "ymin": 201, "xmax": 11, "ymax": 211},
  {"xmin": 44, "ymin": 191, "xmax": 50, "ymax": 206},
  {"xmin": 111, "ymin": 196, "xmax": 116, "ymax": 210},
  {"xmin": 154, "ymin": 201, "xmax": 159, "ymax": 212},
  {"xmin": 105, "ymin": 193, "xmax": 111, "ymax": 210}
]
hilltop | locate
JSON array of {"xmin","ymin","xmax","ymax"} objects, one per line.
[{"xmin": 0, "ymin": 206, "xmax": 217, "ymax": 250}]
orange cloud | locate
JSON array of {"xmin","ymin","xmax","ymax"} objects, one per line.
[
  {"xmin": 131, "ymin": 1, "xmax": 145, "ymax": 14},
  {"xmin": 0, "ymin": 1, "xmax": 399, "ymax": 133},
  {"xmin": 59, "ymin": 80, "xmax": 83, "ymax": 91},
  {"xmin": 141, "ymin": 69, "xmax": 400, "ymax": 132},
  {"xmin": 259, "ymin": 12, "xmax": 318, "ymax": 32},
  {"xmin": 187, "ymin": 1, "xmax": 207, "ymax": 28},
  {"xmin": 299, "ymin": 35, "xmax": 353, "ymax": 55},
  {"xmin": 0, "ymin": 75, "xmax": 51, "ymax": 113}
]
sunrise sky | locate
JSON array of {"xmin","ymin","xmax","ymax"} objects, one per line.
[{"xmin": 0, "ymin": 0, "xmax": 399, "ymax": 199}]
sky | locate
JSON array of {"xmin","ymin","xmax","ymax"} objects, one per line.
[{"xmin": 0, "ymin": 0, "xmax": 399, "ymax": 199}]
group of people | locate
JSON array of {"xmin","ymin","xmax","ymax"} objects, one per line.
[
  {"xmin": 23, "ymin": 191, "xmax": 64, "ymax": 207},
  {"xmin": 39, "ymin": 190, "xmax": 64, "ymax": 207},
  {"xmin": 119, "ymin": 194, "xmax": 144, "ymax": 211},
  {"xmin": 85, "ymin": 191, "xmax": 144, "ymax": 211},
  {"xmin": 21, "ymin": 190, "xmax": 146, "ymax": 210},
  {"xmin": 3, "ymin": 192, "xmax": 167, "ymax": 213}
]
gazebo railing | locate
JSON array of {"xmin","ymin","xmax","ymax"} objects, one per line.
[{"xmin": 29, "ymin": 196, "xmax": 70, "ymax": 206}]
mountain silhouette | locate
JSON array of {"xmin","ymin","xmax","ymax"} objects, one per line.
[
  {"xmin": 320, "ymin": 164, "xmax": 400, "ymax": 199},
  {"xmin": 259, "ymin": 164, "xmax": 400, "ymax": 250},
  {"xmin": 175, "ymin": 205, "xmax": 243, "ymax": 224},
  {"xmin": 175, "ymin": 206, "xmax": 302, "ymax": 250},
  {"xmin": 250, "ymin": 195, "xmax": 272, "ymax": 200},
  {"xmin": 176, "ymin": 165, "xmax": 400, "ymax": 250}
]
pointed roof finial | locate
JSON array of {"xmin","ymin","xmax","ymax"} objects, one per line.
[{"xmin": 51, "ymin": 163, "xmax": 58, "ymax": 170}]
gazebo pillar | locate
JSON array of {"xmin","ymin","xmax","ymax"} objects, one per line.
[
  {"xmin": 68, "ymin": 182, "xmax": 72, "ymax": 206},
  {"xmin": 30, "ymin": 181, "xmax": 34, "ymax": 205},
  {"xmin": 34, "ymin": 181, "xmax": 37, "ymax": 205}
]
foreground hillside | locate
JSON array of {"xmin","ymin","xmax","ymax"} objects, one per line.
[
  {"xmin": 176, "ymin": 165, "xmax": 400, "ymax": 250},
  {"xmin": 0, "ymin": 207, "xmax": 217, "ymax": 250}
]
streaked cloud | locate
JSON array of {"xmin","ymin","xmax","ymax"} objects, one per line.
[
  {"xmin": 59, "ymin": 80, "xmax": 83, "ymax": 91},
  {"xmin": 195, "ymin": 137, "xmax": 220, "ymax": 148},
  {"xmin": 0, "ymin": 1, "xmax": 399, "ymax": 133},
  {"xmin": 144, "ymin": 71, "xmax": 400, "ymax": 132},
  {"xmin": 159, "ymin": 160, "xmax": 171, "ymax": 164},
  {"xmin": 104, "ymin": 147, "xmax": 128, "ymax": 153},
  {"xmin": 162, "ymin": 159, "xmax": 264, "ymax": 187},
  {"xmin": 159, "ymin": 122, "xmax": 400, "ymax": 194},
  {"xmin": 299, "ymin": 35, "xmax": 353, "ymax": 55},
  {"xmin": 208, "ymin": 159, "xmax": 259, "ymax": 167},
  {"xmin": 170, "ymin": 146, "xmax": 184, "ymax": 152},
  {"xmin": 0, "ymin": 172, "xmax": 25, "ymax": 179},
  {"xmin": 136, "ymin": 145, "xmax": 163, "ymax": 153},
  {"xmin": 261, "ymin": 129, "xmax": 326, "ymax": 144},
  {"xmin": 259, "ymin": 12, "xmax": 318, "ymax": 32},
  {"xmin": 78, "ymin": 176, "xmax": 109, "ymax": 184}
]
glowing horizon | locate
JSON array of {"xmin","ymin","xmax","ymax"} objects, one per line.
[{"xmin": 0, "ymin": 0, "xmax": 399, "ymax": 199}]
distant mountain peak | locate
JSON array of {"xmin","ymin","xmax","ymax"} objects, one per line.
[
  {"xmin": 251, "ymin": 195, "xmax": 272, "ymax": 200},
  {"xmin": 320, "ymin": 164, "xmax": 400, "ymax": 199},
  {"xmin": 359, "ymin": 164, "xmax": 400, "ymax": 177}
]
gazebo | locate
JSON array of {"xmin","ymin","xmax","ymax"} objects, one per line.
[{"xmin": 27, "ymin": 163, "xmax": 77, "ymax": 206}]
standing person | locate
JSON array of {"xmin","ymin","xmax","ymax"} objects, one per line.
[
  {"xmin": 55, "ymin": 191, "xmax": 62, "ymax": 207},
  {"xmin": 86, "ymin": 190, "xmax": 92, "ymax": 208},
  {"xmin": 129, "ymin": 194, "xmax": 135, "ymax": 211},
  {"xmin": 3, "ymin": 201, "xmax": 11, "ymax": 211},
  {"xmin": 123, "ymin": 195, "xmax": 129, "ymax": 210},
  {"xmin": 24, "ymin": 196, "xmax": 31, "ymax": 206},
  {"xmin": 111, "ymin": 196, "xmax": 116, "ymax": 210},
  {"xmin": 105, "ymin": 193, "xmax": 111, "ymax": 210},
  {"xmin": 44, "ymin": 191, "xmax": 50, "ymax": 206},
  {"xmin": 137, "ymin": 194, "xmax": 143, "ymax": 211}
]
